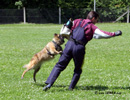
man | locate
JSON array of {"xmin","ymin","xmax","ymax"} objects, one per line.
[{"xmin": 43, "ymin": 11, "xmax": 122, "ymax": 91}]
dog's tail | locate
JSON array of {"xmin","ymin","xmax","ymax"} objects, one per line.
[{"xmin": 23, "ymin": 64, "xmax": 28, "ymax": 68}]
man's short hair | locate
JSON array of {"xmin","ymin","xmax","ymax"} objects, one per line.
[{"xmin": 87, "ymin": 11, "xmax": 99, "ymax": 20}]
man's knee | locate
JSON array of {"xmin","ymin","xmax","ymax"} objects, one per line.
[{"xmin": 55, "ymin": 62, "xmax": 67, "ymax": 71}]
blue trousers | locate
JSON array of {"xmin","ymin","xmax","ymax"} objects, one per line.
[{"xmin": 45, "ymin": 40, "xmax": 85, "ymax": 89}]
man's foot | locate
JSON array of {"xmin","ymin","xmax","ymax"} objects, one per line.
[
  {"xmin": 43, "ymin": 84, "xmax": 52, "ymax": 91},
  {"xmin": 68, "ymin": 88, "xmax": 73, "ymax": 91}
]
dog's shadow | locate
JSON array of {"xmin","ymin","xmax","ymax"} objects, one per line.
[
  {"xmin": 33, "ymin": 82, "xmax": 130, "ymax": 91},
  {"xmin": 33, "ymin": 82, "xmax": 46, "ymax": 87}
]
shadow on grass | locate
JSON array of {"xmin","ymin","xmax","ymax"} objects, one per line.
[
  {"xmin": 112, "ymin": 86, "xmax": 130, "ymax": 90},
  {"xmin": 33, "ymin": 83, "xmax": 130, "ymax": 91},
  {"xmin": 76, "ymin": 85, "xmax": 108, "ymax": 91},
  {"xmin": 33, "ymin": 82, "xmax": 46, "ymax": 87},
  {"xmin": 34, "ymin": 83, "xmax": 108, "ymax": 91}
]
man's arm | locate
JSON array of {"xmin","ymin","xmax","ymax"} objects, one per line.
[{"xmin": 93, "ymin": 28, "xmax": 122, "ymax": 39}]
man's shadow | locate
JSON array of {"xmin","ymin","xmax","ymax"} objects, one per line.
[
  {"xmin": 75, "ymin": 85, "xmax": 108, "ymax": 91},
  {"xmin": 34, "ymin": 83, "xmax": 130, "ymax": 91}
]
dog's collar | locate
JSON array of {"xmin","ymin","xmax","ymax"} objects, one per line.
[
  {"xmin": 52, "ymin": 40, "xmax": 58, "ymax": 46},
  {"xmin": 52, "ymin": 41, "xmax": 60, "ymax": 50}
]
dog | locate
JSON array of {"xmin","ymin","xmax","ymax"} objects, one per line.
[{"xmin": 21, "ymin": 33, "xmax": 64, "ymax": 82}]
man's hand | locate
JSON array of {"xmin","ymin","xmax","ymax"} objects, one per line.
[{"xmin": 115, "ymin": 30, "xmax": 122, "ymax": 36}]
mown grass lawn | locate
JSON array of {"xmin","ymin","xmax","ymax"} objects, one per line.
[{"xmin": 0, "ymin": 23, "xmax": 130, "ymax": 100}]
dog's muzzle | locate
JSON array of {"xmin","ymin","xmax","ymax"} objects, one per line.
[{"xmin": 59, "ymin": 35, "xmax": 65, "ymax": 44}]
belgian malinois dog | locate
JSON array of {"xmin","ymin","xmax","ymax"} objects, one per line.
[{"xmin": 21, "ymin": 33, "xmax": 64, "ymax": 82}]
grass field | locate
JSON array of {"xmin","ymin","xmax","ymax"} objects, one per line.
[{"xmin": 0, "ymin": 23, "xmax": 130, "ymax": 100}]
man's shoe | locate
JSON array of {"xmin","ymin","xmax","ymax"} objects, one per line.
[
  {"xmin": 68, "ymin": 88, "xmax": 73, "ymax": 91},
  {"xmin": 43, "ymin": 84, "xmax": 51, "ymax": 91}
]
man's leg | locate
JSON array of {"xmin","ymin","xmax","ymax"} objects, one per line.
[
  {"xmin": 69, "ymin": 46, "xmax": 85, "ymax": 90},
  {"xmin": 43, "ymin": 47, "xmax": 72, "ymax": 91}
]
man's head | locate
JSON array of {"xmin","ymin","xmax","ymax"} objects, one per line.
[{"xmin": 87, "ymin": 11, "xmax": 99, "ymax": 24}]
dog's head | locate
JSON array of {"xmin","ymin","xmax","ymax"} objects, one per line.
[{"xmin": 53, "ymin": 33, "xmax": 65, "ymax": 45}]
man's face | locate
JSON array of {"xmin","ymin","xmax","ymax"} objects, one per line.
[{"xmin": 92, "ymin": 17, "xmax": 98, "ymax": 24}]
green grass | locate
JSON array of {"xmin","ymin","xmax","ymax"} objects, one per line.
[{"xmin": 0, "ymin": 23, "xmax": 130, "ymax": 100}]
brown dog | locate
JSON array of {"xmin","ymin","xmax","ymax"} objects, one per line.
[{"xmin": 21, "ymin": 33, "xmax": 64, "ymax": 82}]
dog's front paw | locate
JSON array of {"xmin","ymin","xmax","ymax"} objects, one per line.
[
  {"xmin": 59, "ymin": 51, "xmax": 63, "ymax": 55},
  {"xmin": 50, "ymin": 55, "xmax": 54, "ymax": 58}
]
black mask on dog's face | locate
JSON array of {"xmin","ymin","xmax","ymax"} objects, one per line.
[{"xmin": 59, "ymin": 35, "xmax": 65, "ymax": 44}]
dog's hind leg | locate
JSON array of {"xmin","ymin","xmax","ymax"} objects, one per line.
[{"xmin": 33, "ymin": 66, "xmax": 41, "ymax": 82}]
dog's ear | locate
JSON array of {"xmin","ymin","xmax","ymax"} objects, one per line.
[{"xmin": 54, "ymin": 33, "xmax": 57, "ymax": 36}]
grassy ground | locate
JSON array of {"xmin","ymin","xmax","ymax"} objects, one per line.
[{"xmin": 0, "ymin": 23, "xmax": 130, "ymax": 100}]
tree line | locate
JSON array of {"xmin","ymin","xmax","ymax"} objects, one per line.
[
  {"xmin": 0, "ymin": 0, "xmax": 129, "ymax": 9},
  {"xmin": 0, "ymin": 0, "xmax": 129, "ymax": 23}
]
